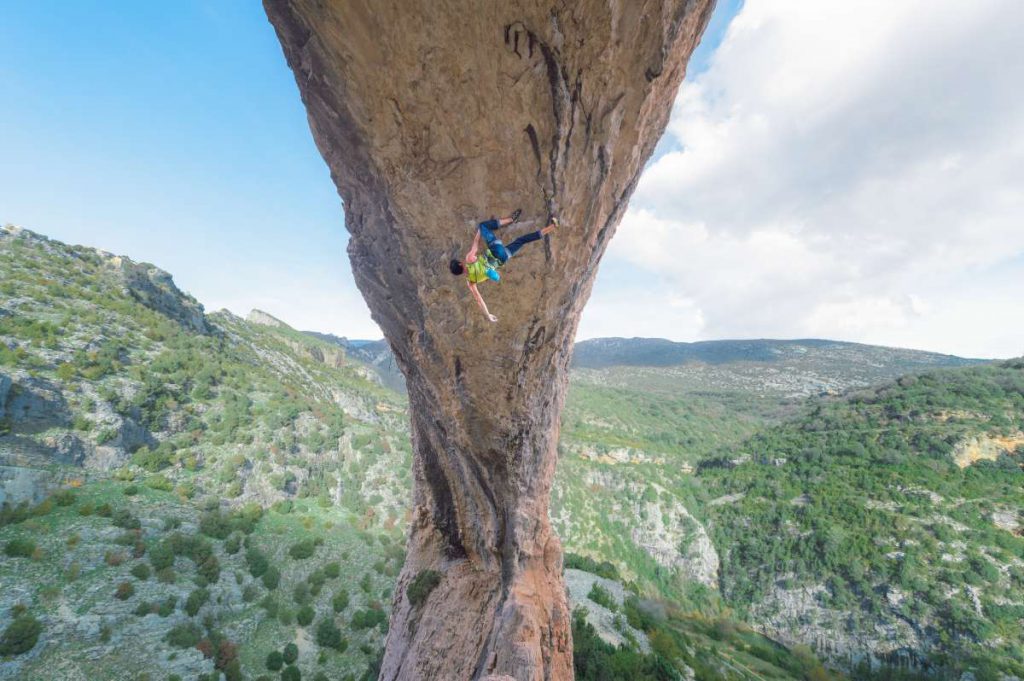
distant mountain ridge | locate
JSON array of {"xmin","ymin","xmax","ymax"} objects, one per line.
[
  {"xmin": 308, "ymin": 333, "xmax": 984, "ymax": 399},
  {"xmin": 572, "ymin": 336, "xmax": 982, "ymax": 369}
]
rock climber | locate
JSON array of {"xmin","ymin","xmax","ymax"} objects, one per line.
[{"xmin": 448, "ymin": 209, "xmax": 559, "ymax": 322}]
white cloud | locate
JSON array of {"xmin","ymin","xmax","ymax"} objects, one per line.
[{"xmin": 583, "ymin": 0, "xmax": 1024, "ymax": 358}]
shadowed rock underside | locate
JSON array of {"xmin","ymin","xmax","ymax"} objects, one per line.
[{"xmin": 264, "ymin": 1, "xmax": 714, "ymax": 679}]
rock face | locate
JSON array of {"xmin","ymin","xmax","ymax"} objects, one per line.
[
  {"xmin": 246, "ymin": 309, "xmax": 288, "ymax": 328},
  {"xmin": 105, "ymin": 255, "xmax": 209, "ymax": 334},
  {"xmin": 264, "ymin": 2, "xmax": 713, "ymax": 679}
]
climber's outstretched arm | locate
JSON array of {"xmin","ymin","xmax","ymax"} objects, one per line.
[
  {"xmin": 467, "ymin": 280, "xmax": 497, "ymax": 322},
  {"xmin": 465, "ymin": 230, "xmax": 482, "ymax": 264}
]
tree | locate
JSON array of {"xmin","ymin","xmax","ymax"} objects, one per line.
[
  {"xmin": 185, "ymin": 588, "xmax": 209, "ymax": 617},
  {"xmin": 262, "ymin": 565, "xmax": 281, "ymax": 590},
  {"xmin": 283, "ymin": 642, "xmax": 299, "ymax": 664},
  {"xmin": 316, "ymin": 618, "xmax": 345, "ymax": 651},
  {"xmin": 266, "ymin": 650, "xmax": 284, "ymax": 671},
  {"xmin": 0, "ymin": 616, "xmax": 42, "ymax": 655}
]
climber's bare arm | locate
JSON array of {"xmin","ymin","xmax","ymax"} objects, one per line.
[
  {"xmin": 467, "ymin": 280, "xmax": 497, "ymax": 322},
  {"xmin": 465, "ymin": 230, "xmax": 482, "ymax": 264}
]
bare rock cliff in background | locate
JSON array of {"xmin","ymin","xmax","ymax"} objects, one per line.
[{"xmin": 263, "ymin": 2, "xmax": 713, "ymax": 679}]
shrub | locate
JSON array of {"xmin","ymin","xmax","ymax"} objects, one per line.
[
  {"xmin": 332, "ymin": 589, "xmax": 350, "ymax": 613},
  {"xmin": 283, "ymin": 642, "xmax": 299, "ymax": 664},
  {"xmin": 296, "ymin": 605, "xmax": 315, "ymax": 626},
  {"xmin": 406, "ymin": 569, "xmax": 441, "ymax": 608},
  {"xmin": 323, "ymin": 562, "xmax": 341, "ymax": 579},
  {"xmin": 166, "ymin": 622, "xmax": 202, "ymax": 648},
  {"xmin": 216, "ymin": 639, "xmax": 239, "ymax": 672},
  {"xmin": 56, "ymin": 362, "xmax": 77, "ymax": 381},
  {"xmin": 123, "ymin": 485, "xmax": 139, "ymax": 496},
  {"xmin": 131, "ymin": 563, "xmax": 151, "ymax": 581},
  {"xmin": 4, "ymin": 538, "xmax": 36, "ymax": 558},
  {"xmin": 0, "ymin": 615, "xmax": 42, "ymax": 655},
  {"xmin": 52, "ymin": 489, "xmax": 77, "ymax": 506},
  {"xmin": 262, "ymin": 565, "xmax": 280, "ymax": 590},
  {"xmin": 282, "ymin": 666, "xmax": 301, "ymax": 681},
  {"xmin": 260, "ymin": 595, "xmax": 279, "ymax": 618},
  {"xmin": 246, "ymin": 547, "xmax": 269, "ymax": 577},
  {"xmin": 587, "ymin": 582, "xmax": 618, "ymax": 612},
  {"xmin": 158, "ymin": 596, "xmax": 177, "ymax": 617},
  {"xmin": 115, "ymin": 581, "xmax": 135, "ymax": 600},
  {"xmin": 156, "ymin": 567, "xmax": 177, "ymax": 584},
  {"xmin": 199, "ymin": 511, "xmax": 231, "ymax": 539},
  {"xmin": 351, "ymin": 608, "xmax": 387, "ymax": 631},
  {"xmin": 564, "ymin": 553, "xmax": 621, "ymax": 581},
  {"xmin": 293, "ymin": 581, "xmax": 311, "ymax": 606},
  {"xmin": 111, "ymin": 508, "xmax": 140, "ymax": 529},
  {"xmin": 224, "ymin": 533, "xmax": 242, "ymax": 555},
  {"xmin": 131, "ymin": 445, "xmax": 173, "ymax": 472},
  {"xmin": 266, "ymin": 650, "xmax": 284, "ymax": 671},
  {"xmin": 223, "ymin": 662, "xmax": 243, "ymax": 681},
  {"xmin": 104, "ymin": 550, "xmax": 126, "ymax": 566},
  {"xmin": 315, "ymin": 618, "xmax": 345, "ymax": 651},
  {"xmin": 185, "ymin": 588, "xmax": 209, "ymax": 617},
  {"xmin": 288, "ymin": 539, "xmax": 316, "ymax": 560},
  {"xmin": 196, "ymin": 554, "xmax": 221, "ymax": 584},
  {"xmin": 145, "ymin": 474, "xmax": 174, "ymax": 492},
  {"xmin": 149, "ymin": 542, "xmax": 174, "ymax": 570}
]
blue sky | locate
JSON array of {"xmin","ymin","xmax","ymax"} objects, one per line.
[
  {"xmin": 0, "ymin": 1, "xmax": 741, "ymax": 342},
  {"xmin": 1, "ymin": 1, "xmax": 366, "ymax": 333},
  {"xmin": 2, "ymin": 1, "xmax": 1021, "ymax": 358}
]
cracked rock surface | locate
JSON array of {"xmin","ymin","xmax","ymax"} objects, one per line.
[{"xmin": 264, "ymin": 1, "xmax": 713, "ymax": 679}]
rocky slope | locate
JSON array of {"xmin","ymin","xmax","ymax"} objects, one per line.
[
  {"xmin": 7, "ymin": 225, "xmax": 1020, "ymax": 679},
  {"xmin": 1, "ymin": 226, "xmax": 830, "ymax": 680},
  {"xmin": 264, "ymin": 1, "xmax": 715, "ymax": 679}
]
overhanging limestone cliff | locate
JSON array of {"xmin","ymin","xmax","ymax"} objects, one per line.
[{"xmin": 264, "ymin": 2, "xmax": 714, "ymax": 679}]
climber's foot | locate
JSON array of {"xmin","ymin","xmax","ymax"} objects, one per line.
[
  {"xmin": 541, "ymin": 216, "xmax": 559, "ymax": 236},
  {"xmin": 509, "ymin": 208, "xmax": 522, "ymax": 224}
]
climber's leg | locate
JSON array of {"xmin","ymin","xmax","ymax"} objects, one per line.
[
  {"xmin": 478, "ymin": 220, "xmax": 510, "ymax": 263},
  {"xmin": 505, "ymin": 231, "xmax": 542, "ymax": 257}
]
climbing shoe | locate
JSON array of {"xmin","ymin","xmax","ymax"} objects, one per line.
[{"xmin": 509, "ymin": 208, "xmax": 522, "ymax": 224}]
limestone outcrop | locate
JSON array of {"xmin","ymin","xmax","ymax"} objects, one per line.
[{"xmin": 264, "ymin": 2, "xmax": 713, "ymax": 679}]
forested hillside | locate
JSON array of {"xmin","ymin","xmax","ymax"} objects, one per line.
[
  {"xmin": 0, "ymin": 227, "xmax": 827, "ymax": 680},
  {"xmin": 2, "ymin": 226, "xmax": 1018, "ymax": 680},
  {"xmin": 699, "ymin": 362, "xmax": 1024, "ymax": 677}
]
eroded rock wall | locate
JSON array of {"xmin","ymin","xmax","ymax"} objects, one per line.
[{"xmin": 264, "ymin": 2, "xmax": 714, "ymax": 679}]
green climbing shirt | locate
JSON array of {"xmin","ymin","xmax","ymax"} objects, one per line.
[{"xmin": 465, "ymin": 250, "xmax": 500, "ymax": 284}]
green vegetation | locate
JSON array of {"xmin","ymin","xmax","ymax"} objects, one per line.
[
  {"xmin": 587, "ymin": 582, "xmax": 618, "ymax": 611},
  {"xmin": 700, "ymin": 362, "xmax": 1024, "ymax": 677},
  {"xmin": 2, "ymin": 228, "xmax": 1015, "ymax": 680},
  {"xmin": 406, "ymin": 569, "xmax": 441, "ymax": 608},
  {"xmin": 0, "ymin": 615, "xmax": 42, "ymax": 656},
  {"xmin": 4, "ymin": 538, "xmax": 36, "ymax": 558},
  {"xmin": 289, "ymin": 538, "xmax": 317, "ymax": 560},
  {"xmin": 316, "ymin": 618, "xmax": 346, "ymax": 651}
]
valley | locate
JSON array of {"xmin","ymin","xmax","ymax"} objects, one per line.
[{"xmin": 1, "ymin": 226, "xmax": 1021, "ymax": 681}]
